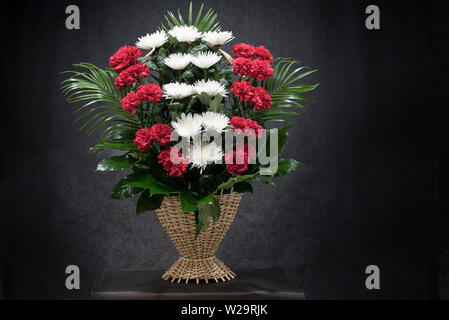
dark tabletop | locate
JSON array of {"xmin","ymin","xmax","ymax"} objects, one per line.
[{"xmin": 91, "ymin": 267, "xmax": 305, "ymax": 300}]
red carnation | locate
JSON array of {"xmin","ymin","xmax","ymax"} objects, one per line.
[
  {"xmin": 224, "ymin": 150, "xmax": 249, "ymax": 175},
  {"xmin": 109, "ymin": 46, "xmax": 142, "ymax": 73},
  {"xmin": 232, "ymin": 57, "xmax": 253, "ymax": 76},
  {"xmin": 133, "ymin": 123, "xmax": 173, "ymax": 153},
  {"xmin": 134, "ymin": 128, "xmax": 153, "ymax": 153},
  {"xmin": 236, "ymin": 142, "xmax": 257, "ymax": 161},
  {"xmin": 149, "ymin": 123, "xmax": 172, "ymax": 147},
  {"xmin": 114, "ymin": 64, "xmax": 150, "ymax": 90},
  {"xmin": 137, "ymin": 84, "xmax": 163, "ymax": 104},
  {"xmin": 230, "ymin": 81, "xmax": 254, "ymax": 101},
  {"xmin": 157, "ymin": 147, "xmax": 189, "ymax": 178},
  {"xmin": 120, "ymin": 91, "xmax": 141, "ymax": 114},
  {"xmin": 254, "ymin": 46, "xmax": 273, "ymax": 63},
  {"xmin": 248, "ymin": 59, "xmax": 274, "ymax": 80},
  {"xmin": 232, "ymin": 43, "xmax": 255, "ymax": 59},
  {"xmin": 229, "ymin": 116, "xmax": 263, "ymax": 140},
  {"xmin": 229, "ymin": 116, "xmax": 250, "ymax": 131},
  {"xmin": 251, "ymin": 87, "xmax": 272, "ymax": 110}
]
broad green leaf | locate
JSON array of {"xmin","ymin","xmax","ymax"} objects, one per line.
[
  {"xmin": 111, "ymin": 175, "xmax": 143, "ymax": 199},
  {"xmin": 197, "ymin": 197, "xmax": 220, "ymax": 230},
  {"xmin": 274, "ymin": 158, "xmax": 304, "ymax": 177},
  {"xmin": 90, "ymin": 140, "xmax": 138, "ymax": 154},
  {"xmin": 256, "ymin": 176, "xmax": 276, "ymax": 187},
  {"xmin": 96, "ymin": 154, "xmax": 138, "ymax": 172},
  {"xmin": 208, "ymin": 95, "xmax": 223, "ymax": 112},
  {"xmin": 278, "ymin": 126, "xmax": 289, "ymax": 153},
  {"xmin": 181, "ymin": 69, "xmax": 194, "ymax": 80},
  {"xmin": 199, "ymin": 174, "xmax": 214, "ymax": 187},
  {"xmin": 217, "ymin": 173, "xmax": 258, "ymax": 191},
  {"xmin": 198, "ymin": 92, "xmax": 211, "ymax": 105},
  {"xmin": 180, "ymin": 193, "xmax": 198, "ymax": 212},
  {"xmin": 126, "ymin": 172, "xmax": 178, "ymax": 195},
  {"xmin": 210, "ymin": 198, "xmax": 220, "ymax": 222},
  {"xmin": 233, "ymin": 181, "xmax": 253, "ymax": 193},
  {"xmin": 168, "ymin": 102, "xmax": 184, "ymax": 112},
  {"xmin": 190, "ymin": 44, "xmax": 208, "ymax": 55},
  {"xmin": 136, "ymin": 190, "xmax": 164, "ymax": 214}
]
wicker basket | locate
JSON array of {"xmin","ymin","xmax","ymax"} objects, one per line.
[{"xmin": 155, "ymin": 192, "xmax": 242, "ymax": 284}]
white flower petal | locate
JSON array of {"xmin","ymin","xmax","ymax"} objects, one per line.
[
  {"xmin": 201, "ymin": 111, "xmax": 229, "ymax": 133},
  {"xmin": 191, "ymin": 51, "xmax": 222, "ymax": 69},
  {"xmin": 202, "ymin": 31, "xmax": 234, "ymax": 46},
  {"xmin": 171, "ymin": 113, "xmax": 203, "ymax": 138},
  {"xmin": 164, "ymin": 53, "xmax": 192, "ymax": 70},
  {"xmin": 193, "ymin": 79, "xmax": 228, "ymax": 97},
  {"xmin": 187, "ymin": 141, "xmax": 223, "ymax": 172},
  {"xmin": 168, "ymin": 25, "xmax": 202, "ymax": 43},
  {"xmin": 162, "ymin": 82, "xmax": 194, "ymax": 100},
  {"xmin": 136, "ymin": 30, "xmax": 167, "ymax": 50}
]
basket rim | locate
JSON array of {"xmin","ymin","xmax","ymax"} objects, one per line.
[{"xmin": 162, "ymin": 191, "xmax": 242, "ymax": 200}]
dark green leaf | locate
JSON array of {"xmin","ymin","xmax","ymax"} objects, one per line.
[
  {"xmin": 197, "ymin": 197, "xmax": 220, "ymax": 230},
  {"xmin": 126, "ymin": 172, "xmax": 178, "ymax": 195},
  {"xmin": 180, "ymin": 69, "xmax": 194, "ymax": 80},
  {"xmin": 278, "ymin": 126, "xmax": 289, "ymax": 153},
  {"xmin": 96, "ymin": 154, "xmax": 138, "ymax": 172},
  {"xmin": 198, "ymin": 92, "xmax": 211, "ymax": 105},
  {"xmin": 199, "ymin": 174, "xmax": 214, "ymax": 186},
  {"xmin": 208, "ymin": 95, "xmax": 223, "ymax": 112},
  {"xmin": 274, "ymin": 158, "xmax": 304, "ymax": 177},
  {"xmin": 180, "ymin": 193, "xmax": 198, "ymax": 212},
  {"xmin": 168, "ymin": 102, "xmax": 184, "ymax": 112},
  {"xmin": 111, "ymin": 175, "xmax": 143, "ymax": 199},
  {"xmin": 136, "ymin": 190, "xmax": 164, "ymax": 214},
  {"xmin": 190, "ymin": 44, "xmax": 208, "ymax": 55},
  {"xmin": 217, "ymin": 173, "xmax": 258, "ymax": 191},
  {"xmin": 233, "ymin": 181, "xmax": 253, "ymax": 193},
  {"xmin": 256, "ymin": 176, "xmax": 276, "ymax": 187}
]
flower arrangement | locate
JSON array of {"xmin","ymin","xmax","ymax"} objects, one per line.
[{"xmin": 61, "ymin": 3, "xmax": 317, "ymax": 238}]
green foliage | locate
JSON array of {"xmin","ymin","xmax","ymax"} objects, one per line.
[
  {"xmin": 217, "ymin": 173, "xmax": 258, "ymax": 191},
  {"xmin": 136, "ymin": 190, "xmax": 165, "ymax": 214},
  {"xmin": 195, "ymin": 197, "xmax": 220, "ymax": 239},
  {"xmin": 180, "ymin": 193, "xmax": 198, "ymax": 212},
  {"xmin": 110, "ymin": 174, "xmax": 143, "ymax": 200},
  {"xmin": 161, "ymin": 2, "xmax": 221, "ymax": 33},
  {"xmin": 96, "ymin": 154, "xmax": 138, "ymax": 172},
  {"xmin": 275, "ymin": 158, "xmax": 304, "ymax": 177},
  {"xmin": 126, "ymin": 171, "xmax": 179, "ymax": 195},
  {"xmin": 233, "ymin": 181, "xmax": 253, "ymax": 193},
  {"xmin": 253, "ymin": 58, "xmax": 318, "ymax": 124},
  {"xmin": 61, "ymin": 63, "xmax": 140, "ymax": 151}
]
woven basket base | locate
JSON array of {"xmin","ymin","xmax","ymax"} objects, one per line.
[{"xmin": 162, "ymin": 256, "xmax": 236, "ymax": 284}]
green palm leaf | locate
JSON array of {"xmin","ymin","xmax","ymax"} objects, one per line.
[
  {"xmin": 161, "ymin": 2, "xmax": 221, "ymax": 33},
  {"xmin": 252, "ymin": 58, "xmax": 319, "ymax": 124},
  {"xmin": 60, "ymin": 63, "xmax": 139, "ymax": 152}
]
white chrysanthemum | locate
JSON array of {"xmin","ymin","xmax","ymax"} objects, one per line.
[
  {"xmin": 162, "ymin": 82, "xmax": 194, "ymax": 100},
  {"xmin": 201, "ymin": 111, "xmax": 229, "ymax": 133},
  {"xmin": 187, "ymin": 141, "xmax": 223, "ymax": 172},
  {"xmin": 164, "ymin": 53, "xmax": 192, "ymax": 70},
  {"xmin": 191, "ymin": 51, "xmax": 222, "ymax": 69},
  {"xmin": 171, "ymin": 113, "xmax": 203, "ymax": 138},
  {"xmin": 202, "ymin": 31, "xmax": 234, "ymax": 46},
  {"xmin": 168, "ymin": 25, "xmax": 202, "ymax": 43},
  {"xmin": 193, "ymin": 79, "xmax": 228, "ymax": 97},
  {"xmin": 136, "ymin": 30, "xmax": 168, "ymax": 50}
]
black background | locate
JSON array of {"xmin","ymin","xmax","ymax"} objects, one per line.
[{"xmin": 1, "ymin": 0, "xmax": 449, "ymax": 299}]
